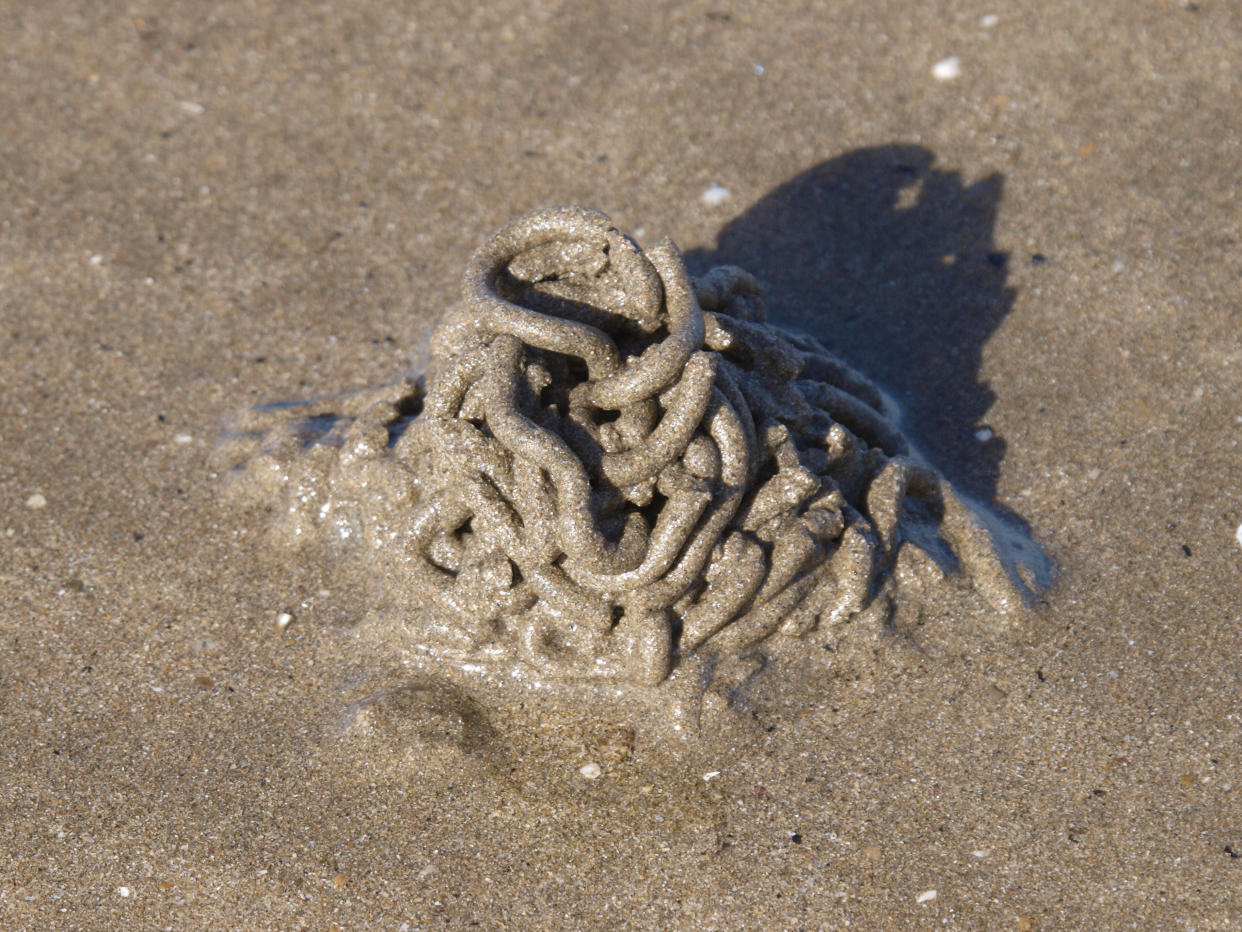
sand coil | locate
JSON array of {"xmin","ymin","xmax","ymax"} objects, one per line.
[{"xmin": 223, "ymin": 207, "xmax": 1030, "ymax": 684}]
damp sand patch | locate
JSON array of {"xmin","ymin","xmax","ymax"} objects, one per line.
[{"xmin": 217, "ymin": 207, "xmax": 1047, "ymax": 721}]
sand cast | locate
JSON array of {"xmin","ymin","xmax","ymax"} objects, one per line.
[{"xmin": 220, "ymin": 208, "xmax": 1038, "ymax": 685}]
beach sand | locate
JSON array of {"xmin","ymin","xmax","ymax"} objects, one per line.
[{"xmin": 2, "ymin": 2, "xmax": 1240, "ymax": 928}]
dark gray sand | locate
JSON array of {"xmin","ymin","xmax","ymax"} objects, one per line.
[{"xmin": 2, "ymin": 2, "xmax": 1241, "ymax": 928}]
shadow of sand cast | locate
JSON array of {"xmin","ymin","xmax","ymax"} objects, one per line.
[{"xmin": 686, "ymin": 146, "xmax": 1050, "ymax": 596}]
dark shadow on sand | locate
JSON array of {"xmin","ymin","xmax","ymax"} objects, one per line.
[{"xmin": 686, "ymin": 146, "xmax": 1025, "ymax": 530}]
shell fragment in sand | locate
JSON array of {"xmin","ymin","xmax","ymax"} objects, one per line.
[{"xmin": 579, "ymin": 762, "xmax": 602, "ymax": 780}]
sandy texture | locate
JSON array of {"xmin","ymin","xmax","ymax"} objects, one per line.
[{"xmin": 2, "ymin": 1, "xmax": 1240, "ymax": 929}]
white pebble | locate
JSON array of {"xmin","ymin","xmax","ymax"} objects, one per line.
[
  {"xmin": 974, "ymin": 427, "xmax": 994, "ymax": 442},
  {"xmin": 117, "ymin": 886, "xmax": 131, "ymax": 898},
  {"xmin": 931, "ymin": 57, "xmax": 961, "ymax": 81},
  {"xmin": 179, "ymin": 100, "xmax": 205, "ymax": 115},
  {"xmin": 700, "ymin": 184, "xmax": 731, "ymax": 207},
  {"xmin": 174, "ymin": 433, "xmax": 193, "ymax": 444},
  {"xmin": 1235, "ymin": 522, "xmax": 1242, "ymax": 550},
  {"xmin": 980, "ymin": 13, "xmax": 999, "ymax": 28},
  {"xmin": 25, "ymin": 493, "xmax": 47, "ymax": 509},
  {"xmin": 702, "ymin": 770, "xmax": 721, "ymax": 782},
  {"xmin": 579, "ymin": 762, "xmax": 602, "ymax": 780},
  {"xmin": 275, "ymin": 611, "xmax": 295, "ymax": 632},
  {"xmin": 89, "ymin": 254, "xmax": 103, "ymax": 266},
  {"xmin": 916, "ymin": 889, "xmax": 937, "ymax": 904},
  {"xmin": 753, "ymin": 63, "xmax": 765, "ymax": 75}
]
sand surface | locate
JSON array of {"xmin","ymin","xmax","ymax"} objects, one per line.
[{"xmin": 2, "ymin": 2, "xmax": 1241, "ymax": 928}]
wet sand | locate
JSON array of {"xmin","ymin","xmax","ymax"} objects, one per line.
[{"xmin": 3, "ymin": 2, "xmax": 1241, "ymax": 928}]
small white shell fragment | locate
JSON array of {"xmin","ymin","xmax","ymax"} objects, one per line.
[
  {"xmin": 1235, "ymin": 522, "xmax": 1242, "ymax": 550},
  {"xmin": 275, "ymin": 611, "xmax": 295, "ymax": 631},
  {"xmin": 916, "ymin": 889, "xmax": 937, "ymax": 904},
  {"xmin": 980, "ymin": 13, "xmax": 999, "ymax": 27},
  {"xmin": 702, "ymin": 770, "xmax": 721, "ymax": 781},
  {"xmin": 179, "ymin": 100, "xmax": 205, "ymax": 115},
  {"xmin": 25, "ymin": 493, "xmax": 47, "ymax": 509},
  {"xmin": 89, "ymin": 254, "xmax": 103, "ymax": 266},
  {"xmin": 175, "ymin": 433, "xmax": 193, "ymax": 444},
  {"xmin": 931, "ymin": 57, "xmax": 961, "ymax": 81},
  {"xmin": 117, "ymin": 886, "xmax": 132, "ymax": 898},
  {"xmin": 700, "ymin": 184, "xmax": 731, "ymax": 206},
  {"xmin": 579, "ymin": 762, "xmax": 602, "ymax": 780}
]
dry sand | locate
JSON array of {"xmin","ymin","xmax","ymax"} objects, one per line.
[{"xmin": 2, "ymin": 1, "xmax": 1241, "ymax": 928}]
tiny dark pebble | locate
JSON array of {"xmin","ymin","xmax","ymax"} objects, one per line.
[
  {"xmin": 1181, "ymin": 544, "xmax": 1192, "ymax": 556},
  {"xmin": 986, "ymin": 251, "xmax": 1008, "ymax": 268},
  {"xmin": 1036, "ymin": 669, "xmax": 1046, "ymax": 682},
  {"xmin": 1031, "ymin": 253, "xmax": 1048, "ymax": 266},
  {"xmin": 1226, "ymin": 845, "xmax": 1237, "ymax": 858},
  {"xmin": 133, "ymin": 532, "xmax": 144, "ymax": 541},
  {"xmin": 791, "ymin": 832, "xmax": 802, "ymax": 844}
]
